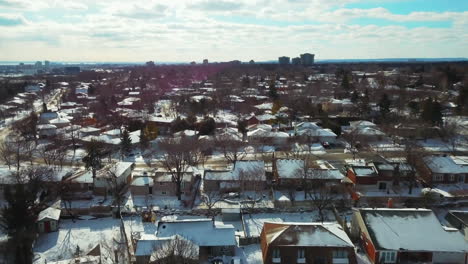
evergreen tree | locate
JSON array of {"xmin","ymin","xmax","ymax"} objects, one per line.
[
  {"xmin": 378, "ymin": 93, "xmax": 391, "ymax": 117},
  {"xmin": 341, "ymin": 73, "xmax": 351, "ymax": 92},
  {"xmin": 82, "ymin": 140, "xmax": 104, "ymax": 178},
  {"xmin": 457, "ymin": 83, "xmax": 468, "ymax": 114},
  {"xmin": 0, "ymin": 184, "xmax": 37, "ymax": 264},
  {"xmin": 432, "ymin": 100, "xmax": 443, "ymax": 126},
  {"xmin": 358, "ymin": 89, "xmax": 370, "ymax": 117},
  {"xmin": 421, "ymin": 97, "xmax": 434, "ymax": 123},
  {"xmin": 351, "ymin": 90, "xmax": 359, "ymax": 103},
  {"xmin": 120, "ymin": 128, "xmax": 132, "ymax": 156},
  {"xmin": 268, "ymin": 81, "xmax": 279, "ymax": 100},
  {"xmin": 139, "ymin": 129, "xmax": 149, "ymax": 150},
  {"xmin": 421, "ymin": 98, "xmax": 443, "ymax": 126}
]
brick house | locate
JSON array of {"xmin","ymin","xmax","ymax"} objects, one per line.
[
  {"xmin": 274, "ymin": 159, "xmax": 344, "ymax": 189},
  {"xmin": 204, "ymin": 160, "xmax": 266, "ymax": 193},
  {"xmin": 351, "ymin": 208, "xmax": 468, "ymax": 264},
  {"xmin": 153, "ymin": 171, "xmax": 196, "ymax": 197},
  {"xmin": 260, "ymin": 222, "xmax": 357, "ymax": 264},
  {"xmin": 130, "ymin": 176, "xmax": 154, "ymax": 196},
  {"xmin": 423, "ymin": 155, "xmax": 468, "ymax": 185},
  {"xmin": 93, "ymin": 162, "xmax": 134, "ymax": 196}
]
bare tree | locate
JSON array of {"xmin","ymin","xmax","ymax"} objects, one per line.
[
  {"xmin": 440, "ymin": 120, "xmax": 461, "ymax": 153},
  {"xmin": 100, "ymin": 223, "xmax": 129, "ymax": 264},
  {"xmin": 0, "ymin": 137, "xmax": 36, "ymax": 172},
  {"xmin": 341, "ymin": 125, "xmax": 360, "ymax": 159},
  {"xmin": 200, "ymin": 189, "xmax": 222, "ymax": 217},
  {"xmin": 151, "ymin": 235, "xmax": 199, "ymax": 264},
  {"xmin": 104, "ymin": 163, "xmax": 130, "ymax": 218},
  {"xmin": 238, "ymin": 164, "xmax": 265, "ymax": 210},
  {"xmin": 0, "ymin": 141, "xmax": 14, "ymax": 169},
  {"xmin": 159, "ymin": 137, "xmax": 202, "ymax": 200},
  {"xmin": 307, "ymin": 170, "xmax": 336, "ymax": 222},
  {"xmin": 403, "ymin": 140, "xmax": 427, "ymax": 193},
  {"xmin": 215, "ymin": 135, "xmax": 246, "ymax": 167}
]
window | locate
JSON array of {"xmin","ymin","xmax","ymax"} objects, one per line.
[
  {"xmin": 333, "ymin": 250, "xmax": 348, "ymax": 258},
  {"xmin": 379, "ymin": 251, "xmax": 396, "ymax": 263},
  {"xmin": 433, "ymin": 174, "xmax": 444, "ymax": 182},
  {"xmin": 272, "ymin": 248, "xmax": 280, "ymax": 258},
  {"xmin": 162, "ymin": 191, "xmax": 166, "ymax": 195},
  {"xmin": 449, "ymin": 174, "xmax": 455, "ymax": 182},
  {"xmin": 159, "ymin": 182, "xmax": 164, "ymax": 185},
  {"xmin": 297, "ymin": 249, "xmax": 305, "ymax": 259}
]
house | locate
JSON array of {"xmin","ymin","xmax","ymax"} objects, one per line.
[
  {"xmin": 445, "ymin": 210, "xmax": 468, "ymax": 238},
  {"xmin": 351, "ymin": 208, "xmax": 468, "ymax": 264},
  {"xmin": 295, "ymin": 122, "xmax": 337, "ymax": 143},
  {"xmin": 346, "ymin": 165, "xmax": 392, "ymax": 190},
  {"xmin": 93, "ymin": 162, "xmax": 134, "ymax": 195},
  {"xmin": 39, "ymin": 112, "xmax": 59, "ymax": 124},
  {"xmin": 37, "ymin": 207, "xmax": 61, "ymax": 233},
  {"xmin": 204, "ymin": 160, "xmax": 266, "ymax": 192},
  {"xmin": 62, "ymin": 170, "xmax": 94, "ymax": 194},
  {"xmin": 343, "ymin": 121, "xmax": 386, "ymax": 143},
  {"xmin": 273, "ymin": 159, "xmax": 305, "ymax": 186},
  {"xmin": 130, "ymin": 176, "xmax": 154, "ymax": 196},
  {"xmin": 423, "ymin": 155, "xmax": 468, "ymax": 185},
  {"xmin": 37, "ymin": 124, "xmax": 57, "ymax": 138},
  {"xmin": 260, "ymin": 222, "xmax": 357, "ymax": 264},
  {"xmin": 135, "ymin": 235, "xmax": 199, "ymax": 264},
  {"xmin": 153, "ymin": 171, "xmax": 196, "ymax": 197},
  {"xmin": 134, "ymin": 219, "xmax": 236, "ymax": 263}
]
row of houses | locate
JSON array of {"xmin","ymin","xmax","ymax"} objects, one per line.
[{"xmin": 130, "ymin": 208, "xmax": 468, "ymax": 264}]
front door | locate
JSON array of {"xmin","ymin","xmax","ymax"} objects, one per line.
[
  {"xmin": 44, "ymin": 221, "xmax": 51, "ymax": 232},
  {"xmin": 314, "ymin": 256, "xmax": 325, "ymax": 264}
]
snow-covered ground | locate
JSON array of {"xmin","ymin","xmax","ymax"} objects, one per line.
[{"xmin": 33, "ymin": 217, "xmax": 121, "ymax": 264}]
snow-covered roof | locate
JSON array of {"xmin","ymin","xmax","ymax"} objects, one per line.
[
  {"xmin": 263, "ymin": 222, "xmax": 353, "ymax": 248},
  {"xmin": 352, "ymin": 166, "xmax": 376, "ymax": 177},
  {"xmin": 276, "ymin": 159, "xmax": 304, "ymax": 179},
  {"xmin": 349, "ymin": 120, "xmax": 377, "ymax": 128},
  {"xmin": 307, "ymin": 169, "xmax": 344, "ymax": 180},
  {"xmin": 205, "ymin": 160, "xmax": 265, "ymax": 181},
  {"xmin": 156, "ymin": 219, "xmax": 236, "ymax": 247},
  {"xmin": 424, "ymin": 155, "xmax": 468, "ymax": 174},
  {"xmin": 132, "ymin": 177, "xmax": 154, "ymax": 186},
  {"xmin": 37, "ymin": 207, "xmax": 61, "ymax": 222},
  {"xmin": 360, "ymin": 208, "xmax": 468, "ymax": 252}
]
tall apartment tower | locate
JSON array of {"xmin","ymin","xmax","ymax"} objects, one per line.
[
  {"xmin": 300, "ymin": 53, "xmax": 315, "ymax": 66},
  {"xmin": 278, "ymin": 56, "xmax": 290, "ymax": 65}
]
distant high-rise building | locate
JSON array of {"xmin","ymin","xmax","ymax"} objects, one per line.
[
  {"xmin": 146, "ymin": 61, "xmax": 155, "ymax": 67},
  {"xmin": 64, "ymin": 66, "xmax": 80, "ymax": 75},
  {"xmin": 203, "ymin": 59, "xmax": 209, "ymax": 65},
  {"xmin": 278, "ymin": 56, "xmax": 290, "ymax": 65},
  {"xmin": 300, "ymin": 53, "xmax": 315, "ymax": 66},
  {"xmin": 291, "ymin": 57, "xmax": 301, "ymax": 65},
  {"xmin": 190, "ymin": 61, "xmax": 196, "ymax": 65},
  {"xmin": 249, "ymin": 60, "xmax": 255, "ymax": 64},
  {"xmin": 44, "ymin": 60, "xmax": 50, "ymax": 68},
  {"xmin": 35, "ymin": 61, "xmax": 42, "ymax": 68}
]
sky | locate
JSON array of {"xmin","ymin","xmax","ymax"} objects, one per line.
[{"xmin": 0, "ymin": 0, "xmax": 467, "ymax": 62}]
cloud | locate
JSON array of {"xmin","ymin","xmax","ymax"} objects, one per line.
[
  {"xmin": 189, "ymin": 0, "xmax": 244, "ymax": 11},
  {"xmin": 0, "ymin": 13, "xmax": 27, "ymax": 26}
]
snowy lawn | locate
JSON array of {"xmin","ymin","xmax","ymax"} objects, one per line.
[{"xmin": 33, "ymin": 217, "xmax": 121, "ymax": 263}]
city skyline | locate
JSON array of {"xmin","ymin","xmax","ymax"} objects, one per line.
[{"xmin": 0, "ymin": 0, "xmax": 467, "ymax": 62}]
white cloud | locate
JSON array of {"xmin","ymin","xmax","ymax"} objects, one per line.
[{"xmin": 0, "ymin": 0, "xmax": 466, "ymax": 61}]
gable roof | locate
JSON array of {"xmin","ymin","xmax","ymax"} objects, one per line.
[
  {"xmin": 359, "ymin": 208, "xmax": 468, "ymax": 252},
  {"xmin": 262, "ymin": 222, "xmax": 353, "ymax": 248},
  {"xmin": 424, "ymin": 155, "xmax": 468, "ymax": 174},
  {"xmin": 156, "ymin": 219, "xmax": 236, "ymax": 247},
  {"xmin": 38, "ymin": 207, "xmax": 61, "ymax": 221}
]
